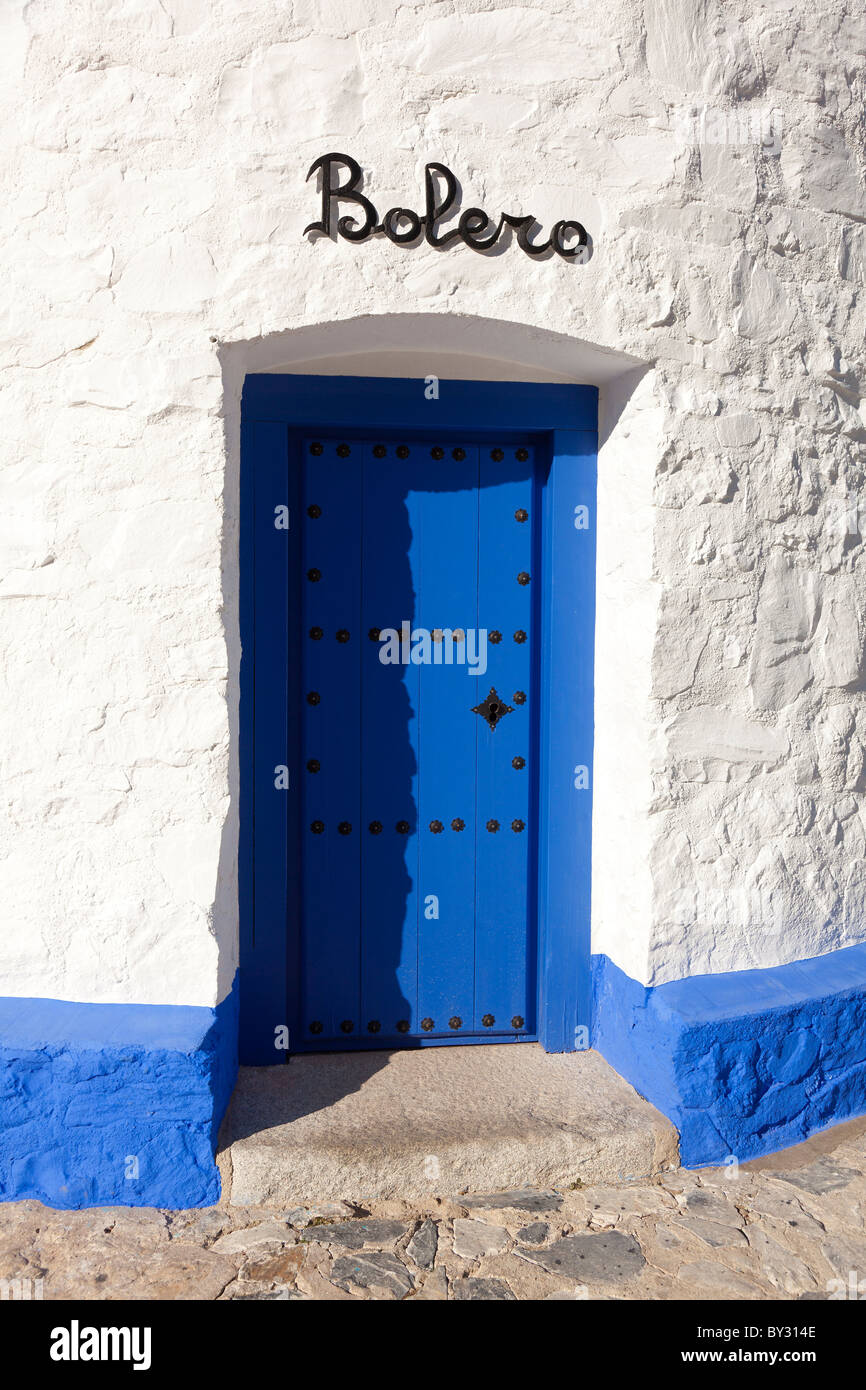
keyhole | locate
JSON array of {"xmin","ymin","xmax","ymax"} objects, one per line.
[{"xmin": 489, "ymin": 702, "xmax": 500, "ymax": 716}]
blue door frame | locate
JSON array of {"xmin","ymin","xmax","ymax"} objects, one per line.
[{"xmin": 239, "ymin": 374, "xmax": 598, "ymax": 1064}]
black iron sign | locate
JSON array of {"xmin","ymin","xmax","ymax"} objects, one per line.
[{"xmin": 305, "ymin": 153, "xmax": 588, "ymax": 261}]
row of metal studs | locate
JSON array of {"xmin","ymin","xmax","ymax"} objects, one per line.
[
  {"xmin": 310, "ymin": 442, "xmax": 530, "ymax": 463},
  {"xmin": 309, "ymin": 819, "xmax": 525, "ymax": 834},
  {"xmin": 308, "ymin": 1015, "xmax": 526, "ymax": 1035},
  {"xmin": 304, "ymin": 628, "xmax": 528, "ymax": 643}
]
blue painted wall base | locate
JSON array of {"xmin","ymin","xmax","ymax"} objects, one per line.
[
  {"xmin": 10, "ymin": 944, "xmax": 866, "ymax": 1198},
  {"xmin": 592, "ymin": 946, "xmax": 866, "ymax": 1167},
  {"xmin": 0, "ymin": 979, "xmax": 238, "ymax": 1209}
]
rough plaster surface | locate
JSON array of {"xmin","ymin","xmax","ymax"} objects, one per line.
[{"xmin": 2, "ymin": 1, "xmax": 865, "ymax": 1006}]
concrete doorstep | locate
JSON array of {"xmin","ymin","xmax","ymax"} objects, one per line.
[{"xmin": 218, "ymin": 1045, "xmax": 679, "ymax": 1207}]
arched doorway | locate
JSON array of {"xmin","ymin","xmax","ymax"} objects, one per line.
[{"xmin": 238, "ymin": 371, "xmax": 597, "ymax": 1063}]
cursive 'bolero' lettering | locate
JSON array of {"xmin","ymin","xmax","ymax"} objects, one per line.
[{"xmin": 304, "ymin": 153, "xmax": 589, "ymax": 262}]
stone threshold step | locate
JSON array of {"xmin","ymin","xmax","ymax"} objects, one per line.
[{"xmin": 218, "ymin": 1044, "xmax": 679, "ymax": 1207}]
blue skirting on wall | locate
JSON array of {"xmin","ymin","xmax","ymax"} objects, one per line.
[
  {"xmin": 7, "ymin": 949, "xmax": 866, "ymax": 1200},
  {"xmin": 0, "ymin": 979, "xmax": 238, "ymax": 1209},
  {"xmin": 592, "ymin": 946, "xmax": 866, "ymax": 1167}
]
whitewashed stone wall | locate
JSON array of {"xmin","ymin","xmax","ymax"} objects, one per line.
[{"xmin": 1, "ymin": 0, "xmax": 863, "ymax": 1006}]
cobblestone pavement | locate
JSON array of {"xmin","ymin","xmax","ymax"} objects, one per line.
[{"xmin": 3, "ymin": 1119, "xmax": 866, "ymax": 1301}]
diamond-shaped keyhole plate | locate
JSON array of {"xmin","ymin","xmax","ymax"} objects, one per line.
[{"xmin": 472, "ymin": 686, "xmax": 514, "ymax": 730}]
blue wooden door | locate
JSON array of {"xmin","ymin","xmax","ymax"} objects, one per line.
[{"xmin": 299, "ymin": 436, "xmax": 535, "ymax": 1047}]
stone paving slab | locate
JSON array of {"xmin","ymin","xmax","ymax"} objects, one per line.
[
  {"xmin": 1, "ymin": 1115, "xmax": 865, "ymax": 1300},
  {"xmin": 220, "ymin": 1046, "xmax": 679, "ymax": 1205}
]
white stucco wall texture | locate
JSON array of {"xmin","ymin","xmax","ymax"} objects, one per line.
[{"xmin": 2, "ymin": 0, "xmax": 864, "ymax": 1009}]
